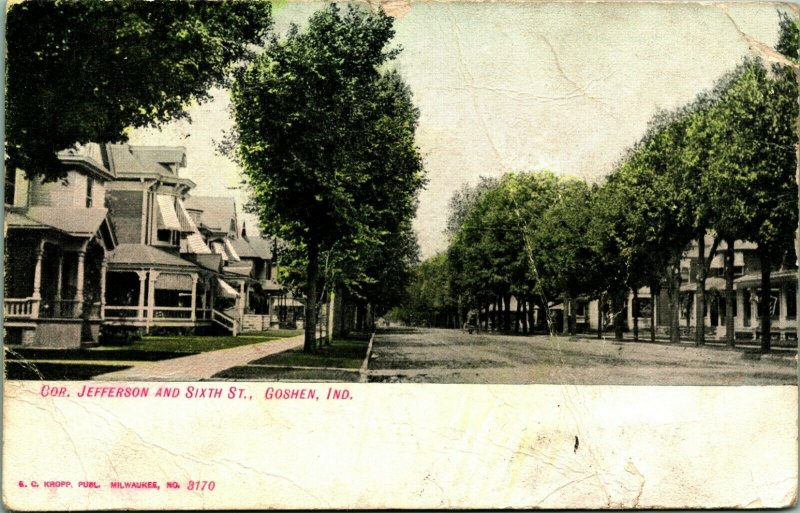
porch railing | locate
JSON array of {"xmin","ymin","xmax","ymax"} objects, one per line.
[
  {"xmin": 103, "ymin": 306, "xmax": 141, "ymax": 319},
  {"xmin": 153, "ymin": 307, "xmax": 193, "ymax": 319},
  {"xmin": 4, "ymin": 298, "xmax": 39, "ymax": 319},
  {"xmin": 212, "ymin": 309, "xmax": 238, "ymax": 336}
]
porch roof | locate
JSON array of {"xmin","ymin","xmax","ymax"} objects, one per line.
[
  {"xmin": 9, "ymin": 207, "xmax": 112, "ymax": 238},
  {"xmin": 108, "ymin": 244, "xmax": 199, "ymax": 270},
  {"xmin": 735, "ymin": 269, "xmax": 798, "ymax": 288}
]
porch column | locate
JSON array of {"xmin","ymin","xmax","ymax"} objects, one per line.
[
  {"xmin": 190, "ymin": 274, "xmax": 198, "ymax": 321},
  {"xmin": 54, "ymin": 252, "xmax": 64, "ymax": 312},
  {"xmin": 200, "ymin": 279, "xmax": 207, "ymax": 316},
  {"xmin": 735, "ymin": 289, "xmax": 745, "ymax": 329},
  {"xmin": 31, "ymin": 242, "xmax": 44, "ymax": 318},
  {"xmin": 55, "ymin": 252, "xmax": 64, "ymax": 302},
  {"xmin": 238, "ymin": 281, "xmax": 246, "ymax": 320},
  {"xmin": 750, "ymin": 291, "xmax": 759, "ymax": 335},
  {"xmin": 146, "ymin": 271, "xmax": 160, "ymax": 329},
  {"xmin": 74, "ymin": 249, "xmax": 86, "ymax": 317},
  {"xmin": 210, "ymin": 282, "xmax": 216, "ymax": 312},
  {"xmin": 136, "ymin": 271, "xmax": 147, "ymax": 321},
  {"xmin": 99, "ymin": 258, "xmax": 108, "ymax": 320}
]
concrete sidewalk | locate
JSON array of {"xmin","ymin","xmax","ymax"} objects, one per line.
[{"xmin": 93, "ymin": 335, "xmax": 305, "ymax": 381}]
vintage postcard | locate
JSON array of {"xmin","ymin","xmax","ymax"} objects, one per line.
[{"xmin": 2, "ymin": 0, "xmax": 798, "ymax": 509}]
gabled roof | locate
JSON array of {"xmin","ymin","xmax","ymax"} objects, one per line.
[
  {"xmin": 184, "ymin": 196, "xmax": 237, "ymax": 234},
  {"xmin": 247, "ymin": 236, "xmax": 274, "ymax": 259},
  {"xmin": 230, "ymin": 236, "xmax": 273, "ymax": 260},
  {"xmin": 105, "ymin": 144, "xmax": 190, "ymax": 183},
  {"xmin": 108, "ymin": 244, "xmax": 199, "ymax": 269}
]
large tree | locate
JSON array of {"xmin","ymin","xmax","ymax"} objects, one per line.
[
  {"xmin": 229, "ymin": 5, "xmax": 425, "ymax": 351},
  {"xmin": 704, "ymin": 61, "xmax": 798, "ymax": 352},
  {"xmin": 5, "ymin": 0, "xmax": 272, "ymax": 185}
]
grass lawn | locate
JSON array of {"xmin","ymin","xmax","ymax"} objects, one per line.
[
  {"xmin": 5, "ymin": 361, "xmax": 132, "ymax": 380},
  {"xmin": 213, "ymin": 366, "xmax": 360, "ymax": 381},
  {"xmin": 98, "ymin": 330, "xmax": 301, "ymax": 354},
  {"xmin": 249, "ymin": 336, "xmax": 370, "ymax": 369}
]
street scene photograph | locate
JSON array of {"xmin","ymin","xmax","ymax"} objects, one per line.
[{"xmin": 3, "ymin": 0, "xmax": 798, "ymax": 385}]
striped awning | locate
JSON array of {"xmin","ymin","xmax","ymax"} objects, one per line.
[
  {"xmin": 224, "ymin": 238, "xmax": 240, "ymax": 262},
  {"xmin": 157, "ymin": 195, "xmax": 182, "ymax": 231},
  {"xmin": 175, "ymin": 200, "xmax": 198, "ymax": 233},
  {"xmin": 217, "ymin": 278, "xmax": 239, "ymax": 298},
  {"xmin": 182, "ymin": 232, "xmax": 212, "ymax": 254},
  {"xmin": 156, "ymin": 273, "xmax": 194, "ymax": 291},
  {"xmin": 211, "ymin": 241, "xmax": 229, "ymax": 261}
]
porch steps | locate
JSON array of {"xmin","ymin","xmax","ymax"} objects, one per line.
[{"xmin": 211, "ymin": 309, "xmax": 238, "ymax": 336}]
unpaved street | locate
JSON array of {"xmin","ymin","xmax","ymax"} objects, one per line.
[{"xmin": 367, "ymin": 327, "xmax": 797, "ymax": 385}]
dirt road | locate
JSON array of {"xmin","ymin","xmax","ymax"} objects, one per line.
[{"xmin": 367, "ymin": 327, "xmax": 796, "ymax": 385}]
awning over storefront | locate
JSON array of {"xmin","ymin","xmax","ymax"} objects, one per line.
[
  {"xmin": 157, "ymin": 195, "xmax": 182, "ymax": 231},
  {"xmin": 217, "ymin": 278, "xmax": 239, "ymax": 298}
]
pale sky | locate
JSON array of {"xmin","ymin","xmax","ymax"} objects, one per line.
[{"xmin": 129, "ymin": 1, "xmax": 793, "ymax": 259}]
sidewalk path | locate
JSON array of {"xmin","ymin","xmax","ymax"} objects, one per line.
[{"xmin": 93, "ymin": 335, "xmax": 304, "ymax": 381}]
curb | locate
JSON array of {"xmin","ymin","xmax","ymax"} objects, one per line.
[{"xmin": 358, "ymin": 332, "xmax": 376, "ymax": 383}]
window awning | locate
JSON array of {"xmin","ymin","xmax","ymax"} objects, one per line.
[
  {"xmin": 217, "ymin": 278, "xmax": 239, "ymax": 298},
  {"xmin": 182, "ymin": 232, "xmax": 212, "ymax": 254},
  {"xmin": 224, "ymin": 238, "xmax": 241, "ymax": 262},
  {"xmin": 175, "ymin": 200, "xmax": 199, "ymax": 233},
  {"xmin": 211, "ymin": 241, "xmax": 229, "ymax": 261},
  {"xmin": 157, "ymin": 195, "xmax": 182, "ymax": 231},
  {"xmin": 156, "ymin": 273, "xmax": 194, "ymax": 291}
]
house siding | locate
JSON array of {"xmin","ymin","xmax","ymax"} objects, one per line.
[{"xmin": 106, "ymin": 189, "xmax": 145, "ymax": 244}]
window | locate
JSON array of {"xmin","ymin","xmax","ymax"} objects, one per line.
[
  {"xmin": 85, "ymin": 176, "xmax": 94, "ymax": 208},
  {"xmin": 633, "ymin": 298, "xmax": 652, "ymax": 318},
  {"xmin": 787, "ymin": 283, "xmax": 797, "ymax": 320}
]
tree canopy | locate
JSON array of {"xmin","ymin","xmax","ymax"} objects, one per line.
[
  {"xmin": 6, "ymin": 0, "xmax": 273, "ymax": 183},
  {"xmin": 229, "ymin": 4, "xmax": 425, "ymax": 350}
]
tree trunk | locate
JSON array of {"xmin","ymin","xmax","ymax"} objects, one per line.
[
  {"xmin": 303, "ymin": 240, "xmax": 319, "ymax": 352},
  {"xmin": 759, "ymin": 247, "xmax": 773, "ymax": 353},
  {"xmin": 649, "ymin": 283, "xmax": 659, "ymax": 343},
  {"xmin": 562, "ymin": 293, "xmax": 569, "ymax": 336},
  {"xmin": 695, "ymin": 234, "xmax": 706, "ymax": 345},
  {"xmin": 724, "ymin": 238, "xmax": 736, "ymax": 348},
  {"xmin": 669, "ymin": 257, "xmax": 681, "ymax": 344},
  {"xmin": 503, "ymin": 294, "xmax": 511, "ymax": 332},
  {"xmin": 613, "ymin": 290, "xmax": 624, "ymax": 341},
  {"xmin": 569, "ymin": 297, "xmax": 576, "ymax": 336},
  {"xmin": 515, "ymin": 298, "xmax": 522, "ymax": 334},
  {"xmin": 632, "ymin": 288, "xmax": 639, "ymax": 342},
  {"xmin": 597, "ymin": 292, "xmax": 604, "ymax": 339}
]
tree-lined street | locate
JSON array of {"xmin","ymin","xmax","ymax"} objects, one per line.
[{"xmin": 366, "ymin": 327, "xmax": 796, "ymax": 385}]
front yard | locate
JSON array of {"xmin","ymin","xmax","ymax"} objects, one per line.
[
  {"xmin": 213, "ymin": 333, "xmax": 371, "ymax": 381},
  {"xmin": 4, "ymin": 330, "xmax": 301, "ymax": 380}
]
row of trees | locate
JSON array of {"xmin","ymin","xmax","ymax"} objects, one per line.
[
  {"xmin": 395, "ymin": 14, "xmax": 798, "ymax": 353},
  {"xmin": 227, "ymin": 5, "xmax": 426, "ymax": 351}
]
